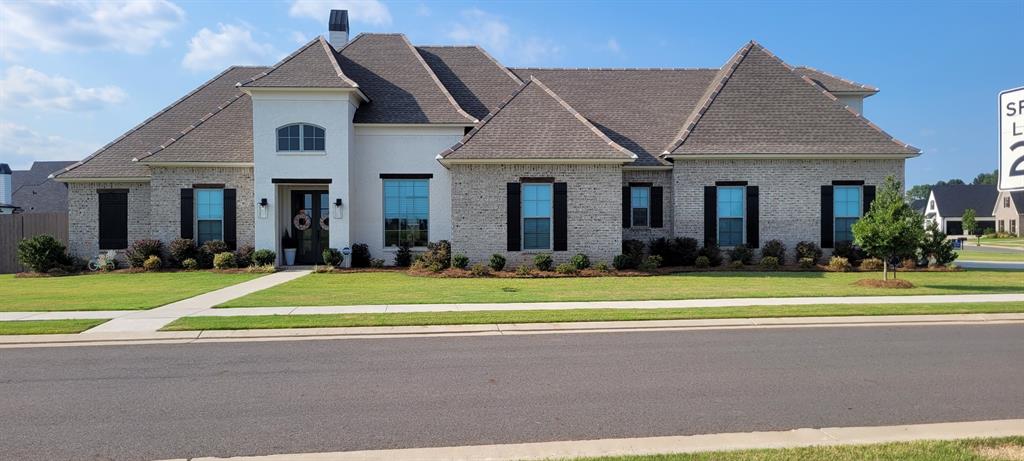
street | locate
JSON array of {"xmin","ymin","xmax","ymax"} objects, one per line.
[{"xmin": 2, "ymin": 324, "xmax": 1022, "ymax": 461}]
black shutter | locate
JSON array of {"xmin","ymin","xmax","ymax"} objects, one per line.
[
  {"xmin": 224, "ymin": 188, "xmax": 237, "ymax": 250},
  {"xmin": 506, "ymin": 183, "xmax": 521, "ymax": 251},
  {"xmin": 98, "ymin": 190, "xmax": 128, "ymax": 250},
  {"xmin": 746, "ymin": 186, "xmax": 759, "ymax": 248},
  {"xmin": 863, "ymin": 185, "xmax": 876, "ymax": 215},
  {"xmin": 180, "ymin": 188, "xmax": 194, "ymax": 239},
  {"xmin": 704, "ymin": 186, "xmax": 717, "ymax": 246},
  {"xmin": 553, "ymin": 182, "xmax": 567, "ymax": 251},
  {"xmin": 651, "ymin": 187, "xmax": 664, "ymax": 228},
  {"xmin": 622, "ymin": 187, "xmax": 631, "ymax": 228},
  {"xmin": 821, "ymin": 185, "xmax": 834, "ymax": 248}
]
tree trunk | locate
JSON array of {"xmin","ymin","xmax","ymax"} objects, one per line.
[{"xmin": 883, "ymin": 260, "xmax": 888, "ymax": 281}]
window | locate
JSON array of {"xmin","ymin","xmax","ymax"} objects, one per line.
[
  {"xmin": 196, "ymin": 189, "xmax": 224, "ymax": 245},
  {"xmin": 999, "ymin": 220, "xmax": 1005, "ymax": 232},
  {"xmin": 631, "ymin": 186, "xmax": 650, "ymax": 227},
  {"xmin": 834, "ymin": 185, "xmax": 862, "ymax": 244},
  {"xmin": 277, "ymin": 123, "xmax": 325, "ymax": 151},
  {"xmin": 98, "ymin": 190, "xmax": 128, "ymax": 250},
  {"xmin": 1012, "ymin": 220, "xmax": 1017, "ymax": 235},
  {"xmin": 1005, "ymin": 197, "xmax": 1011, "ymax": 208},
  {"xmin": 717, "ymin": 186, "xmax": 744, "ymax": 247},
  {"xmin": 522, "ymin": 183, "xmax": 552, "ymax": 250},
  {"xmin": 383, "ymin": 179, "xmax": 429, "ymax": 247},
  {"xmin": 929, "ymin": 200, "xmax": 935, "ymax": 210}
]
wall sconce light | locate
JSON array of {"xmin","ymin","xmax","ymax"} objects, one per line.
[
  {"xmin": 258, "ymin": 198, "xmax": 268, "ymax": 219},
  {"xmin": 333, "ymin": 198, "xmax": 343, "ymax": 219}
]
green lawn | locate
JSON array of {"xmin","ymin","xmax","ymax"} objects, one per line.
[
  {"xmin": 217, "ymin": 270, "xmax": 1024, "ymax": 308},
  {"xmin": 957, "ymin": 249, "xmax": 1024, "ymax": 262},
  {"xmin": 163, "ymin": 301, "xmax": 1024, "ymax": 331},
  {"xmin": 0, "ymin": 319, "xmax": 108, "ymax": 335},
  {"xmin": 1, "ymin": 272, "xmax": 263, "ymax": 312},
  {"xmin": 561, "ymin": 437, "xmax": 1024, "ymax": 461},
  {"xmin": 979, "ymin": 236, "xmax": 1024, "ymax": 247}
]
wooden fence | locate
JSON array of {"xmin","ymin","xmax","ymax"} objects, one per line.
[{"xmin": 0, "ymin": 213, "xmax": 68, "ymax": 274}]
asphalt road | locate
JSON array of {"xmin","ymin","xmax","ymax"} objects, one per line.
[{"xmin": 2, "ymin": 324, "xmax": 1023, "ymax": 461}]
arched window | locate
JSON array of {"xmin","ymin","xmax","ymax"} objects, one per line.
[{"xmin": 277, "ymin": 123, "xmax": 325, "ymax": 151}]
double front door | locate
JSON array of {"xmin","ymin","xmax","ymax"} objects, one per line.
[{"xmin": 291, "ymin": 190, "xmax": 329, "ymax": 265}]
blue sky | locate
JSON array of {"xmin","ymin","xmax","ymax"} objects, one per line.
[{"xmin": 1, "ymin": 0, "xmax": 1021, "ymax": 186}]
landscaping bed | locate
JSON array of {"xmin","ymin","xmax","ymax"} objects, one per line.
[{"xmin": 0, "ymin": 319, "xmax": 109, "ymax": 335}]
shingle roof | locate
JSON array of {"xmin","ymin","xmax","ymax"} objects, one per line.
[
  {"xmin": 55, "ymin": 66, "xmax": 267, "ymax": 179},
  {"xmin": 440, "ymin": 78, "xmax": 635, "ymax": 162},
  {"xmin": 240, "ymin": 37, "xmax": 358, "ymax": 89},
  {"xmin": 1011, "ymin": 191, "xmax": 1024, "ymax": 213},
  {"xmin": 135, "ymin": 94, "xmax": 253, "ymax": 164},
  {"xmin": 338, "ymin": 34, "xmax": 477, "ymax": 124},
  {"xmin": 931, "ymin": 184, "xmax": 998, "ymax": 218},
  {"xmin": 511, "ymin": 68, "xmax": 718, "ymax": 167},
  {"xmin": 666, "ymin": 42, "xmax": 919, "ymax": 156},
  {"xmin": 796, "ymin": 66, "xmax": 878, "ymax": 95},
  {"xmin": 11, "ymin": 161, "xmax": 74, "ymax": 213},
  {"xmin": 417, "ymin": 45, "xmax": 522, "ymax": 120}
]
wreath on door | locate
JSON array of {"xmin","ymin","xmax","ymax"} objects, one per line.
[
  {"xmin": 293, "ymin": 210, "xmax": 311, "ymax": 230},
  {"xmin": 320, "ymin": 214, "xmax": 329, "ymax": 230}
]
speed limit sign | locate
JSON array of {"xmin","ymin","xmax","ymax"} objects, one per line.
[{"xmin": 999, "ymin": 86, "xmax": 1024, "ymax": 191}]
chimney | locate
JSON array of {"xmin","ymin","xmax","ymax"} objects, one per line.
[
  {"xmin": 329, "ymin": 9, "xmax": 349, "ymax": 50},
  {"xmin": 0, "ymin": 163, "xmax": 12, "ymax": 206}
]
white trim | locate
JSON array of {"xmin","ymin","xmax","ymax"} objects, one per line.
[
  {"xmin": 438, "ymin": 157, "xmax": 633, "ymax": 166},
  {"xmin": 133, "ymin": 161, "xmax": 254, "ymax": 167},
  {"xmin": 52, "ymin": 176, "xmax": 150, "ymax": 183},
  {"xmin": 665, "ymin": 153, "xmax": 920, "ymax": 160},
  {"xmin": 241, "ymin": 86, "xmax": 369, "ymax": 102}
]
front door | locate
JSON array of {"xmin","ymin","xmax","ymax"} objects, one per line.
[{"xmin": 290, "ymin": 190, "xmax": 330, "ymax": 265}]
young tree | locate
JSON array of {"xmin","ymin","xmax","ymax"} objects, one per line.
[
  {"xmin": 919, "ymin": 220, "xmax": 958, "ymax": 266},
  {"xmin": 961, "ymin": 208, "xmax": 977, "ymax": 245},
  {"xmin": 852, "ymin": 176, "xmax": 925, "ymax": 280}
]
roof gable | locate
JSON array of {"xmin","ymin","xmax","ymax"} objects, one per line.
[
  {"xmin": 796, "ymin": 66, "xmax": 878, "ymax": 95},
  {"xmin": 931, "ymin": 184, "xmax": 998, "ymax": 218},
  {"xmin": 338, "ymin": 34, "xmax": 476, "ymax": 124},
  {"xmin": 240, "ymin": 37, "xmax": 357, "ymax": 89},
  {"xmin": 440, "ymin": 78, "xmax": 635, "ymax": 162},
  {"xmin": 417, "ymin": 45, "xmax": 522, "ymax": 121},
  {"xmin": 135, "ymin": 94, "xmax": 253, "ymax": 164},
  {"xmin": 667, "ymin": 42, "xmax": 918, "ymax": 156}
]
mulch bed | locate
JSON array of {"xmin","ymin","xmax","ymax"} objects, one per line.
[{"xmin": 853, "ymin": 278, "xmax": 916, "ymax": 289}]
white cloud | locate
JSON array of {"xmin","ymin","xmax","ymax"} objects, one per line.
[
  {"xmin": 0, "ymin": 0, "xmax": 185, "ymax": 56},
  {"xmin": 415, "ymin": 3, "xmax": 431, "ymax": 17},
  {"xmin": 606, "ymin": 38, "xmax": 622, "ymax": 54},
  {"xmin": 446, "ymin": 9, "xmax": 560, "ymax": 65},
  {"xmin": 0, "ymin": 122, "xmax": 98, "ymax": 170},
  {"xmin": 289, "ymin": 0, "xmax": 392, "ymax": 26},
  {"xmin": 0, "ymin": 66, "xmax": 126, "ymax": 111},
  {"xmin": 182, "ymin": 23, "xmax": 281, "ymax": 72},
  {"xmin": 290, "ymin": 31, "xmax": 310, "ymax": 45}
]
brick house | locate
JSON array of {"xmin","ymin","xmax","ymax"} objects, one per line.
[{"xmin": 53, "ymin": 9, "xmax": 919, "ymax": 266}]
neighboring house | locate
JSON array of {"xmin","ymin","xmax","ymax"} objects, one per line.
[
  {"xmin": 993, "ymin": 190, "xmax": 1024, "ymax": 236},
  {"xmin": 4, "ymin": 161, "xmax": 75, "ymax": 214},
  {"xmin": 909, "ymin": 198, "xmax": 927, "ymax": 215},
  {"xmin": 924, "ymin": 184, "xmax": 998, "ymax": 236},
  {"xmin": 0, "ymin": 163, "xmax": 15, "ymax": 214},
  {"xmin": 52, "ymin": 9, "xmax": 919, "ymax": 265}
]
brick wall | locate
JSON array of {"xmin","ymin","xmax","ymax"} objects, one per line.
[
  {"xmin": 67, "ymin": 182, "xmax": 150, "ymax": 258},
  {"xmin": 149, "ymin": 166, "xmax": 255, "ymax": 248},
  {"xmin": 622, "ymin": 169, "xmax": 674, "ymax": 243}
]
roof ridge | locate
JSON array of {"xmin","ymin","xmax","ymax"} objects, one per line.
[
  {"xmin": 662, "ymin": 41, "xmax": 757, "ymax": 156},
  {"xmin": 512, "ymin": 67, "xmax": 718, "ymax": 71},
  {"xmin": 54, "ymin": 65, "xmax": 265, "ymax": 178},
  {"xmin": 238, "ymin": 37, "xmax": 321, "ymax": 87},
  {"xmin": 529, "ymin": 77, "xmax": 635, "ymax": 161},
  {"xmin": 133, "ymin": 93, "xmax": 247, "ymax": 162},
  {"xmin": 398, "ymin": 33, "xmax": 478, "ymax": 124},
  {"xmin": 239, "ymin": 36, "xmax": 358, "ymax": 89},
  {"xmin": 796, "ymin": 65, "xmax": 879, "ymax": 92},
  {"xmin": 319, "ymin": 36, "xmax": 361, "ymax": 88},
  {"xmin": 474, "ymin": 45, "xmax": 522, "ymax": 84}
]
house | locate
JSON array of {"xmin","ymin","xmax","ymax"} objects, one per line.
[
  {"xmin": 924, "ymin": 184, "xmax": 998, "ymax": 236},
  {"xmin": 993, "ymin": 190, "xmax": 1024, "ymax": 236},
  {"xmin": 0, "ymin": 161, "xmax": 76, "ymax": 214},
  {"xmin": 52, "ymin": 9, "xmax": 919, "ymax": 265},
  {"xmin": 0, "ymin": 163, "xmax": 15, "ymax": 214}
]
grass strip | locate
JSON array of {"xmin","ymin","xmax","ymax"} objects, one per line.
[
  {"xmin": 0, "ymin": 319, "xmax": 108, "ymax": 335},
  {"xmin": 164, "ymin": 301, "xmax": 1024, "ymax": 331}
]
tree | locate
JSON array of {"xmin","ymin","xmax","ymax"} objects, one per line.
[
  {"xmin": 962, "ymin": 208, "xmax": 977, "ymax": 245},
  {"xmin": 935, "ymin": 179, "xmax": 965, "ymax": 186},
  {"xmin": 906, "ymin": 184, "xmax": 933, "ymax": 202},
  {"xmin": 852, "ymin": 176, "xmax": 925, "ymax": 280},
  {"xmin": 919, "ymin": 220, "xmax": 958, "ymax": 266},
  {"xmin": 972, "ymin": 169, "xmax": 997, "ymax": 185}
]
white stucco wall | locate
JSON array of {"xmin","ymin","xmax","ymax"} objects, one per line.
[
  {"xmin": 350, "ymin": 125, "xmax": 463, "ymax": 263},
  {"xmin": 250, "ymin": 90, "xmax": 358, "ymax": 262}
]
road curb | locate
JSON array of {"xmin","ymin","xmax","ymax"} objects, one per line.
[{"xmin": 3, "ymin": 313, "xmax": 1023, "ymax": 348}]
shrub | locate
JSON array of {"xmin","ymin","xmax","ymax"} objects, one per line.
[
  {"xmin": 350, "ymin": 243, "xmax": 371, "ymax": 268},
  {"xmin": 639, "ymin": 255, "xmax": 662, "ymax": 271},
  {"xmin": 622, "ymin": 239, "xmax": 645, "ymax": 268},
  {"xmin": 594, "ymin": 262, "xmax": 610, "ymax": 272},
  {"xmin": 728, "ymin": 260, "xmax": 744, "ymax": 270},
  {"xmin": 394, "ymin": 240, "xmax": 413, "ymax": 267},
  {"xmin": 612, "ymin": 254, "xmax": 631, "ymax": 270},
  {"xmin": 370, "ymin": 258, "xmax": 385, "ymax": 268},
  {"xmin": 555, "ymin": 262, "xmax": 577, "ymax": 275},
  {"xmin": 760, "ymin": 256, "xmax": 780, "ymax": 270},
  {"xmin": 901, "ymin": 258, "xmax": 918, "ymax": 270},
  {"xmin": 200, "ymin": 240, "xmax": 229, "ymax": 268},
  {"xmin": 694, "ymin": 255, "xmax": 710, "ymax": 269},
  {"xmin": 832, "ymin": 241, "xmax": 864, "ymax": 264},
  {"xmin": 234, "ymin": 245, "xmax": 254, "ymax": 268},
  {"xmin": 728, "ymin": 244, "xmax": 753, "ymax": 265},
  {"xmin": 533, "ymin": 253, "xmax": 553, "ymax": 271},
  {"xmin": 182, "ymin": 258, "xmax": 199, "ymax": 271},
  {"xmin": 213, "ymin": 252, "xmax": 236, "ymax": 269},
  {"xmin": 826, "ymin": 256, "xmax": 851, "ymax": 272},
  {"xmin": 761, "ymin": 240, "xmax": 786, "ymax": 263},
  {"xmin": 569, "ymin": 253, "xmax": 591, "ymax": 270},
  {"xmin": 313, "ymin": 265, "xmax": 334, "ymax": 273},
  {"xmin": 920, "ymin": 221, "xmax": 958, "ymax": 266},
  {"xmin": 698, "ymin": 244, "xmax": 723, "ymax": 267},
  {"xmin": 126, "ymin": 239, "xmax": 164, "ymax": 268},
  {"xmin": 247, "ymin": 264, "xmax": 276, "ymax": 274},
  {"xmin": 416, "ymin": 240, "xmax": 451, "ymax": 271},
  {"xmin": 860, "ymin": 257, "xmax": 884, "ymax": 271},
  {"xmin": 252, "ymin": 249, "xmax": 276, "ymax": 266},
  {"xmin": 16, "ymin": 235, "xmax": 71, "ymax": 273},
  {"xmin": 322, "ymin": 248, "xmax": 343, "ymax": 267},
  {"xmin": 470, "ymin": 263, "xmax": 491, "ymax": 276},
  {"xmin": 515, "ymin": 264, "xmax": 532, "ymax": 277},
  {"xmin": 489, "ymin": 254, "xmax": 506, "ymax": 272},
  {"xmin": 169, "ymin": 239, "xmax": 198, "ymax": 266},
  {"xmin": 143, "ymin": 255, "xmax": 162, "ymax": 271},
  {"xmin": 798, "ymin": 257, "xmax": 816, "ymax": 269},
  {"xmin": 452, "ymin": 253, "xmax": 470, "ymax": 269},
  {"xmin": 794, "ymin": 241, "xmax": 823, "ymax": 264},
  {"xmin": 650, "ymin": 237, "xmax": 701, "ymax": 267}
]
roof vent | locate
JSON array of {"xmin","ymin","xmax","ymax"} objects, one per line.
[{"xmin": 328, "ymin": 9, "xmax": 349, "ymax": 50}]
